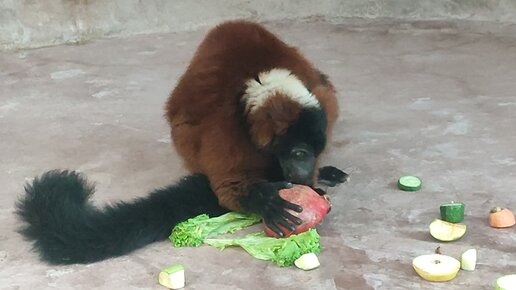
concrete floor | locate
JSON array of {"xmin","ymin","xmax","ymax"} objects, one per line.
[{"xmin": 1, "ymin": 19, "xmax": 516, "ymax": 290}]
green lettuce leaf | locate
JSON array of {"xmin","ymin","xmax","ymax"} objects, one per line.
[
  {"xmin": 203, "ymin": 229, "xmax": 321, "ymax": 267},
  {"xmin": 169, "ymin": 212, "xmax": 261, "ymax": 247}
]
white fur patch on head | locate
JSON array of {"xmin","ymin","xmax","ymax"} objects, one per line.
[{"xmin": 242, "ymin": 68, "xmax": 320, "ymax": 113}]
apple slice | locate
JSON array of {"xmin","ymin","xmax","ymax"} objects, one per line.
[
  {"xmin": 496, "ymin": 274, "xmax": 516, "ymax": 290},
  {"xmin": 461, "ymin": 248, "xmax": 477, "ymax": 271},
  {"xmin": 429, "ymin": 219, "xmax": 467, "ymax": 241},
  {"xmin": 413, "ymin": 254, "xmax": 461, "ymax": 282}
]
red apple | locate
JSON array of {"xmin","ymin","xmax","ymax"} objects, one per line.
[{"xmin": 264, "ymin": 185, "xmax": 331, "ymax": 238}]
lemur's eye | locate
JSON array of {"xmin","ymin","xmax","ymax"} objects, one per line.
[{"xmin": 292, "ymin": 150, "xmax": 307, "ymax": 159}]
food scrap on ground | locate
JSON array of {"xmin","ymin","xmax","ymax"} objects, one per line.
[
  {"xmin": 440, "ymin": 201, "xmax": 465, "ymax": 223},
  {"xmin": 461, "ymin": 248, "xmax": 477, "ymax": 271},
  {"xmin": 169, "ymin": 212, "xmax": 261, "ymax": 247},
  {"xmin": 168, "ymin": 184, "xmax": 331, "ymax": 267},
  {"xmin": 204, "ymin": 229, "xmax": 321, "ymax": 267},
  {"xmin": 495, "ymin": 274, "xmax": 516, "ymax": 290},
  {"xmin": 489, "ymin": 207, "xmax": 516, "ymax": 228},
  {"xmin": 397, "ymin": 175, "xmax": 422, "ymax": 191},
  {"xmin": 158, "ymin": 264, "xmax": 185, "ymax": 289},
  {"xmin": 294, "ymin": 252, "xmax": 321, "ymax": 271},
  {"xmin": 429, "ymin": 219, "xmax": 467, "ymax": 242},
  {"xmin": 412, "ymin": 254, "xmax": 461, "ymax": 282},
  {"xmin": 170, "ymin": 213, "xmax": 322, "ymax": 267}
]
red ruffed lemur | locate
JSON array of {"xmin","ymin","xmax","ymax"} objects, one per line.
[{"xmin": 16, "ymin": 20, "xmax": 347, "ymax": 264}]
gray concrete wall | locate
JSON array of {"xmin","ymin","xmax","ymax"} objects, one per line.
[{"xmin": 1, "ymin": 0, "xmax": 516, "ymax": 51}]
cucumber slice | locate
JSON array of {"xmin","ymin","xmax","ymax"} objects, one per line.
[
  {"xmin": 440, "ymin": 202, "xmax": 465, "ymax": 223},
  {"xmin": 398, "ymin": 176, "xmax": 422, "ymax": 191}
]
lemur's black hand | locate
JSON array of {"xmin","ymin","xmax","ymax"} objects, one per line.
[
  {"xmin": 313, "ymin": 187, "xmax": 327, "ymax": 196},
  {"xmin": 241, "ymin": 181, "xmax": 303, "ymax": 237},
  {"xmin": 318, "ymin": 166, "xmax": 349, "ymax": 187}
]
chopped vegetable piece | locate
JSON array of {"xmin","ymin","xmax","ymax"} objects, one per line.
[
  {"xmin": 489, "ymin": 207, "xmax": 515, "ymax": 228},
  {"xmin": 398, "ymin": 176, "xmax": 422, "ymax": 191},
  {"xmin": 169, "ymin": 212, "xmax": 261, "ymax": 247},
  {"xmin": 440, "ymin": 201, "xmax": 465, "ymax": 223},
  {"xmin": 158, "ymin": 264, "xmax": 185, "ymax": 289},
  {"xmin": 204, "ymin": 229, "xmax": 321, "ymax": 267}
]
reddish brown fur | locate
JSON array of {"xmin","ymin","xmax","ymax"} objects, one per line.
[
  {"xmin": 247, "ymin": 93, "xmax": 303, "ymax": 148},
  {"xmin": 165, "ymin": 20, "xmax": 339, "ymax": 211}
]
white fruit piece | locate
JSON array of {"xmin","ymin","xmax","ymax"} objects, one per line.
[
  {"xmin": 294, "ymin": 253, "xmax": 320, "ymax": 271},
  {"xmin": 158, "ymin": 264, "xmax": 185, "ymax": 289},
  {"xmin": 412, "ymin": 254, "xmax": 461, "ymax": 282},
  {"xmin": 429, "ymin": 219, "xmax": 467, "ymax": 242},
  {"xmin": 496, "ymin": 274, "xmax": 516, "ymax": 290},
  {"xmin": 461, "ymin": 249, "xmax": 477, "ymax": 271}
]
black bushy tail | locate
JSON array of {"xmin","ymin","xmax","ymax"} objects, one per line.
[{"xmin": 15, "ymin": 170, "xmax": 227, "ymax": 265}]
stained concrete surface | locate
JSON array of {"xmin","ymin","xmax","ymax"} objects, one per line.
[
  {"xmin": 2, "ymin": 0, "xmax": 516, "ymax": 50},
  {"xmin": 1, "ymin": 19, "xmax": 516, "ymax": 289}
]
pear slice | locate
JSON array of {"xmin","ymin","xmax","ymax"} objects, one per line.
[
  {"xmin": 429, "ymin": 219, "xmax": 467, "ymax": 241},
  {"xmin": 294, "ymin": 253, "xmax": 320, "ymax": 271},
  {"xmin": 496, "ymin": 274, "xmax": 516, "ymax": 290},
  {"xmin": 461, "ymin": 248, "xmax": 477, "ymax": 271},
  {"xmin": 413, "ymin": 254, "xmax": 461, "ymax": 282}
]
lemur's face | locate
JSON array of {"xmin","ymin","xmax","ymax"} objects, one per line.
[
  {"xmin": 241, "ymin": 68, "xmax": 328, "ymax": 185},
  {"xmin": 271, "ymin": 109, "xmax": 328, "ymax": 186},
  {"xmin": 277, "ymin": 142, "xmax": 316, "ymax": 185}
]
